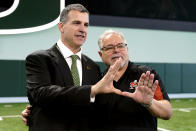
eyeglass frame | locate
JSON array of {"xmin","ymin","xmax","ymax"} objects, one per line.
[{"xmin": 100, "ymin": 43, "xmax": 127, "ymax": 52}]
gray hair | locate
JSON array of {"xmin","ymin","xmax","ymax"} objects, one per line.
[
  {"xmin": 60, "ymin": 4, "xmax": 89, "ymax": 23},
  {"xmin": 98, "ymin": 29, "xmax": 126, "ymax": 49}
]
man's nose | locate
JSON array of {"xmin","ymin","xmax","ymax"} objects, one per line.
[
  {"xmin": 113, "ymin": 46, "xmax": 120, "ymax": 52},
  {"xmin": 79, "ymin": 30, "xmax": 85, "ymax": 34},
  {"xmin": 79, "ymin": 24, "xmax": 87, "ymax": 32}
]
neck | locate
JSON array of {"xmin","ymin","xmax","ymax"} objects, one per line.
[
  {"xmin": 71, "ymin": 47, "xmax": 81, "ymax": 54},
  {"xmin": 61, "ymin": 39, "xmax": 81, "ymax": 54}
]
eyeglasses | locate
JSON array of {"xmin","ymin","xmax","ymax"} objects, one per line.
[{"xmin": 101, "ymin": 43, "xmax": 127, "ymax": 52}]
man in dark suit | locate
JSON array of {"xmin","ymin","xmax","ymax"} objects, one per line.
[{"xmin": 25, "ymin": 4, "xmax": 122, "ymax": 131}]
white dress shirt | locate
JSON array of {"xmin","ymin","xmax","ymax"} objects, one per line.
[
  {"xmin": 57, "ymin": 39, "xmax": 95, "ymax": 102},
  {"xmin": 57, "ymin": 39, "xmax": 82, "ymax": 86}
]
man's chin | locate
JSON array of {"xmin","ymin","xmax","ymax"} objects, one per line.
[
  {"xmin": 111, "ymin": 58, "xmax": 120, "ymax": 63},
  {"xmin": 110, "ymin": 59, "xmax": 119, "ymax": 65},
  {"xmin": 75, "ymin": 42, "xmax": 84, "ymax": 48}
]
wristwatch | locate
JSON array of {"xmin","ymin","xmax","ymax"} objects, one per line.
[{"xmin": 142, "ymin": 99, "xmax": 153, "ymax": 108}]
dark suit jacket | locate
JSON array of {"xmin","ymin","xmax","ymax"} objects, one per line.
[{"xmin": 26, "ymin": 44, "xmax": 101, "ymax": 131}]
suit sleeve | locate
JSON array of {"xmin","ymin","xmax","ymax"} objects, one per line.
[{"xmin": 26, "ymin": 52, "xmax": 92, "ymax": 109}]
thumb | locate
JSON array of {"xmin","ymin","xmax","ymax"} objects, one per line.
[
  {"xmin": 112, "ymin": 88, "xmax": 122, "ymax": 95},
  {"xmin": 121, "ymin": 91, "xmax": 134, "ymax": 98}
]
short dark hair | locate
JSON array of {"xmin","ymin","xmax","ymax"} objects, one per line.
[{"xmin": 60, "ymin": 4, "xmax": 89, "ymax": 23}]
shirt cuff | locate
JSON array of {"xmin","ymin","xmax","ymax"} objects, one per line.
[{"xmin": 90, "ymin": 96, "xmax": 95, "ymax": 103}]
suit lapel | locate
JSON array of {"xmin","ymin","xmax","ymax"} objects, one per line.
[
  {"xmin": 48, "ymin": 45, "xmax": 96, "ymax": 86},
  {"xmin": 49, "ymin": 44, "xmax": 74, "ymax": 86},
  {"xmin": 81, "ymin": 55, "xmax": 93, "ymax": 85}
]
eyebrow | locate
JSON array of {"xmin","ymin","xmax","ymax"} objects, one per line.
[
  {"xmin": 105, "ymin": 43, "xmax": 124, "ymax": 46},
  {"xmin": 72, "ymin": 20, "xmax": 81, "ymax": 23},
  {"xmin": 72, "ymin": 20, "xmax": 89, "ymax": 24}
]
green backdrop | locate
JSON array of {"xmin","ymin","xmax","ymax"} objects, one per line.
[{"xmin": 0, "ymin": 60, "xmax": 196, "ymax": 97}]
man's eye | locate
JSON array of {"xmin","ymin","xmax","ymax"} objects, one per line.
[
  {"xmin": 84, "ymin": 23, "xmax": 89, "ymax": 27},
  {"xmin": 118, "ymin": 45, "xmax": 124, "ymax": 48},
  {"xmin": 105, "ymin": 47, "xmax": 113, "ymax": 50},
  {"xmin": 73, "ymin": 21, "xmax": 80, "ymax": 24}
]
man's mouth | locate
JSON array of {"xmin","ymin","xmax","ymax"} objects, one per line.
[
  {"xmin": 76, "ymin": 34, "xmax": 85, "ymax": 38},
  {"xmin": 111, "ymin": 56, "xmax": 122, "ymax": 61}
]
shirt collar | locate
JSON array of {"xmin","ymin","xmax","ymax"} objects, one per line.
[{"xmin": 57, "ymin": 39, "xmax": 82, "ymax": 59}]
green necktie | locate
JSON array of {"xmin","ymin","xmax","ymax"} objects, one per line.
[{"xmin": 71, "ymin": 55, "xmax": 80, "ymax": 86}]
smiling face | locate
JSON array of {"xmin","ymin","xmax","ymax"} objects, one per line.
[
  {"xmin": 98, "ymin": 33, "xmax": 129, "ymax": 68},
  {"xmin": 58, "ymin": 10, "xmax": 89, "ymax": 53}
]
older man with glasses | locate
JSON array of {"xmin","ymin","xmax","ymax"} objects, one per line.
[{"xmin": 95, "ymin": 29, "xmax": 172, "ymax": 131}]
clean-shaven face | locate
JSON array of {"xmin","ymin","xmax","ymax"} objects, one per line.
[{"xmin": 59, "ymin": 10, "xmax": 89, "ymax": 50}]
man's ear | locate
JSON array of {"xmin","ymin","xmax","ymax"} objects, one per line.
[
  {"xmin": 98, "ymin": 51, "xmax": 102, "ymax": 57},
  {"xmin": 58, "ymin": 22, "xmax": 64, "ymax": 33}
]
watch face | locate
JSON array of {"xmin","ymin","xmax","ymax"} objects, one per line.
[{"xmin": 142, "ymin": 99, "xmax": 153, "ymax": 108}]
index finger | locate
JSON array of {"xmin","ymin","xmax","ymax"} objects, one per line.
[
  {"xmin": 138, "ymin": 73, "xmax": 146, "ymax": 86},
  {"xmin": 106, "ymin": 58, "xmax": 122, "ymax": 80}
]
